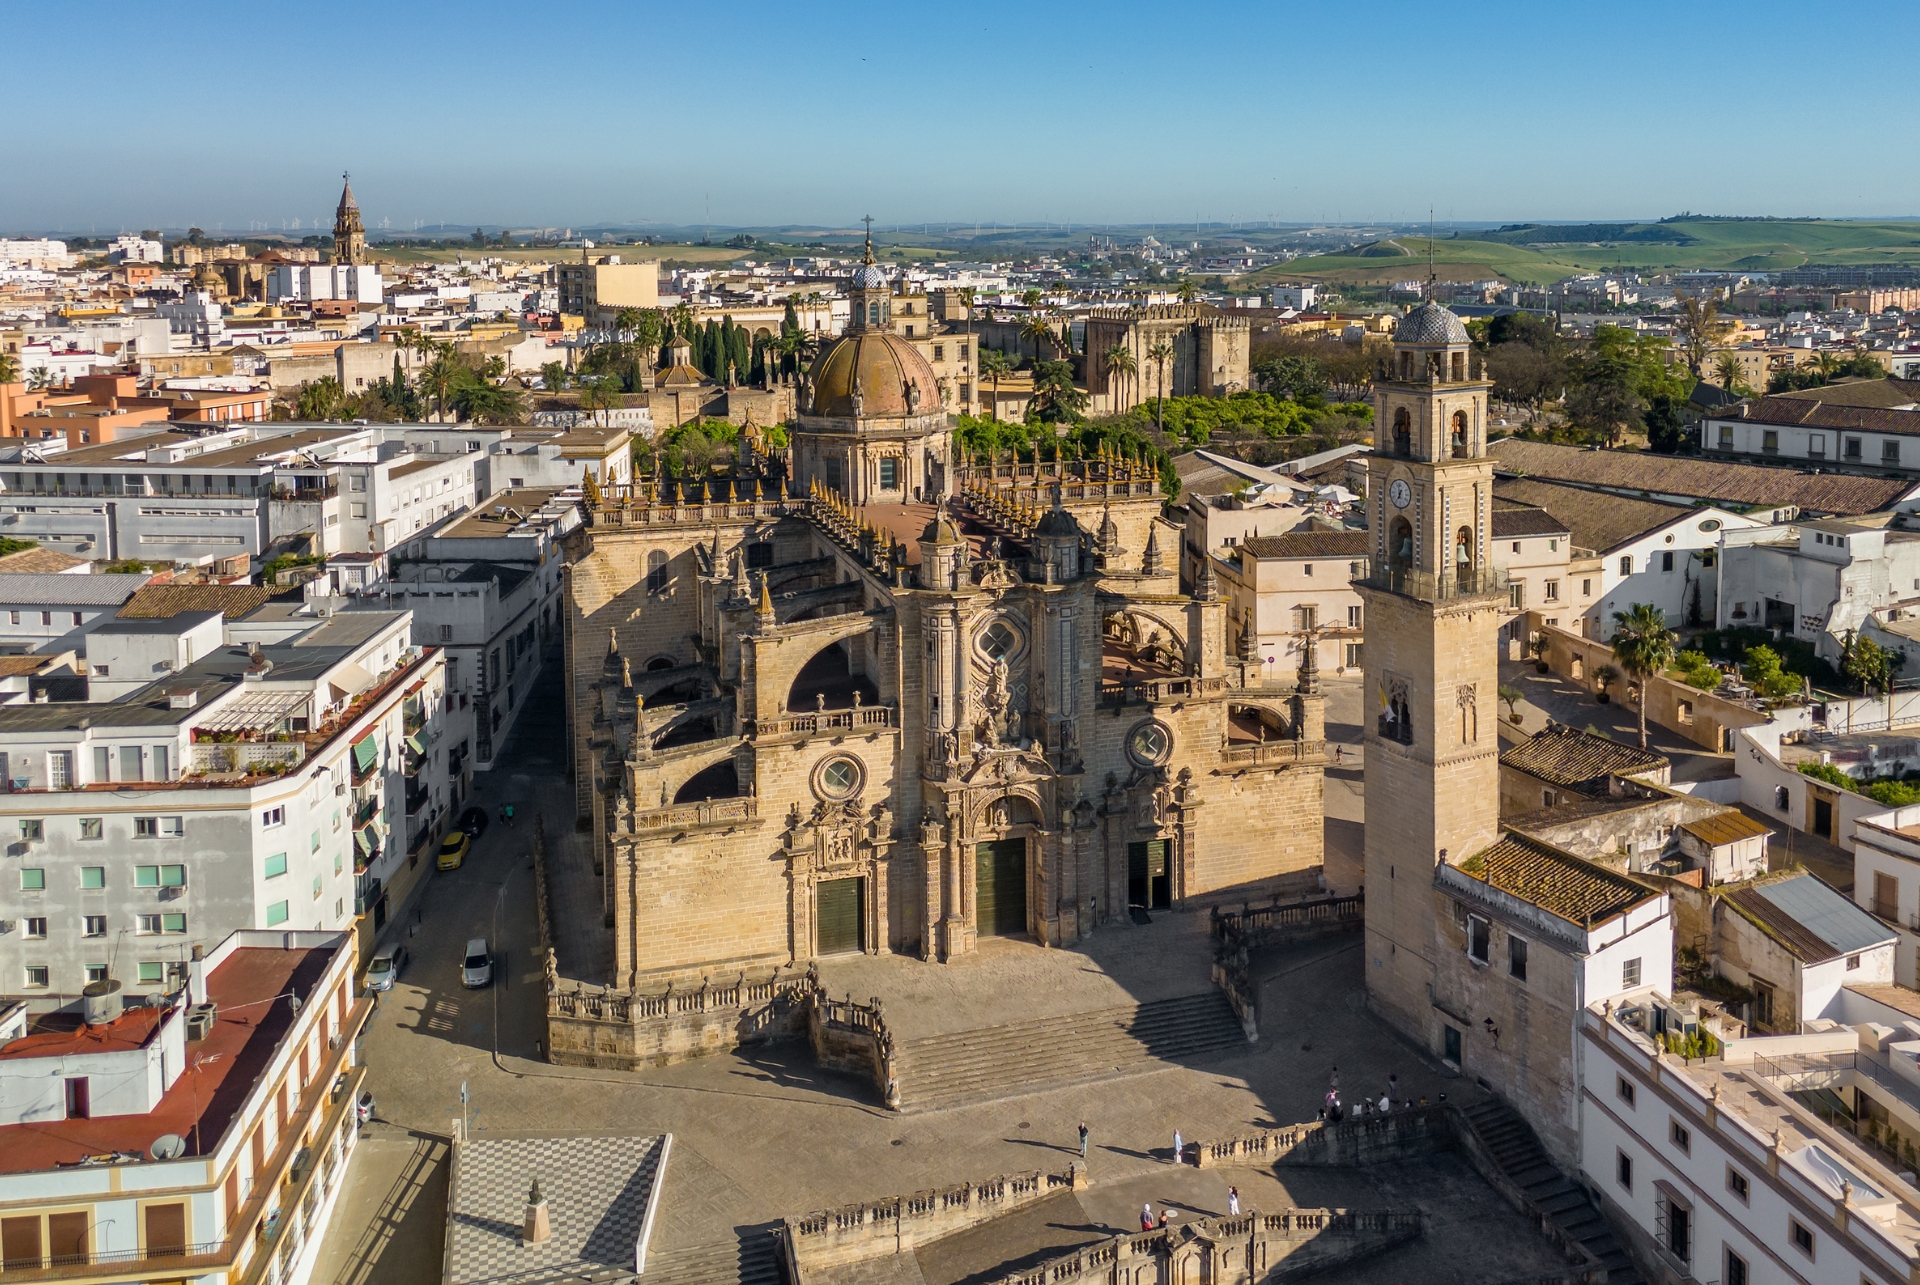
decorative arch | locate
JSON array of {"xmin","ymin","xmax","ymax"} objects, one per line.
[
  {"xmin": 1450, "ymin": 409, "xmax": 1469, "ymax": 458},
  {"xmin": 785, "ymin": 637, "xmax": 881, "ymax": 712},
  {"xmin": 969, "ymin": 787, "xmax": 1050, "ymax": 836},
  {"xmin": 1392, "ymin": 406, "xmax": 1412, "ymax": 456},
  {"xmin": 670, "ymin": 755, "xmax": 744, "ymax": 804}
]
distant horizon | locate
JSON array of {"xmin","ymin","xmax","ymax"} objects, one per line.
[
  {"xmin": 2, "ymin": 1, "xmax": 1910, "ymax": 230},
  {"xmin": 14, "ymin": 215, "xmax": 1920, "ymax": 243}
]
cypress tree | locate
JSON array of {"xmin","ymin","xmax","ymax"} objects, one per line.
[
  {"xmin": 729, "ymin": 325, "xmax": 751, "ymax": 384},
  {"xmin": 702, "ymin": 319, "xmax": 721, "ymax": 378}
]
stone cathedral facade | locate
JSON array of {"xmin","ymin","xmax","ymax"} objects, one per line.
[{"xmin": 563, "ymin": 257, "xmax": 1330, "ymax": 993}]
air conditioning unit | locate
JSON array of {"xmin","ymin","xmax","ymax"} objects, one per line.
[{"xmin": 185, "ymin": 1006, "xmax": 215, "ymax": 1041}]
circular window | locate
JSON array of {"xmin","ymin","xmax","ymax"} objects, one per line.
[
  {"xmin": 815, "ymin": 755, "xmax": 864, "ymax": 801},
  {"xmin": 1126, "ymin": 720, "xmax": 1172, "ymax": 768},
  {"xmin": 1699, "ymin": 519, "xmax": 1721, "ymax": 532},
  {"xmin": 978, "ymin": 619, "xmax": 1022, "ymax": 662}
]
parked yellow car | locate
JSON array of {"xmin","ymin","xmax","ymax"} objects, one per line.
[{"xmin": 437, "ymin": 831, "xmax": 471, "ymax": 870}]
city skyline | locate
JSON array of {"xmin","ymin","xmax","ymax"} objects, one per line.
[{"xmin": 4, "ymin": 0, "xmax": 1914, "ymax": 232}]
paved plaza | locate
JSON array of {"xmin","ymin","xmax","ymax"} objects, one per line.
[{"xmin": 310, "ymin": 664, "xmax": 1578, "ymax": 1282}]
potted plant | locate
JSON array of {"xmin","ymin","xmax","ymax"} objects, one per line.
[
  {"xmin": 1498, "ymin": 684, "xmax": 1525, "ymax": 726},
  {"xmin": 1529, "ymin": 634, "xmax": 1550, "ymax": 674},
  {"xmin": 1593, "ymin": 663, "xmax": 1621, "ymax": 704}
]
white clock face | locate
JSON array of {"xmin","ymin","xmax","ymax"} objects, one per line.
[{"xmin": 1388, "ymin": 478, "xmax": 1412, "ymax": 509}]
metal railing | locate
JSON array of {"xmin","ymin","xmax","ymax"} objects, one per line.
[{"xmin": 1358, "ymin": 564, "xmax": 1508, "ymax": 603}]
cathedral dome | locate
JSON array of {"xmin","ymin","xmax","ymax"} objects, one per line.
[
  {"xmin": 1034, "ymin": 504, "xmax": 1082, "ymax": 538},
  {"xmin": 851, "ymin": 261, "xmax": 889, "ymax": 290},
  {"xmin": 808, "ymin": 332, "xmax": 939, "ymax": 419},
  {"xmin": 1394, "ymin": 302, "xmax": 1470, "ymax": 347}
]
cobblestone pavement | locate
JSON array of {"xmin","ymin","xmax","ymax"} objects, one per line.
[{"xmin": 319, "ymin": 663, "xmax": 1563, "ymax": 1279}]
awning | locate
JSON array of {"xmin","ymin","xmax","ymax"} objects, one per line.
[
  {"xmin": 403, "ymin": 679, "xmax": 427, "ymax": 697},
  {"xmin": 405, "ymin": 734, "xmax": 427, "ymax": 757},
  {"xmin": 193, "ymin": 689, "xmax": 310, "ymax": 732},
  {"xmin": 352, "ymin": 734, "xmax": 379, "ymax": 774},
  {"xmin": 354, "ymin": 828, "xmax": 375, "ymax": 857},
  {"xmin": 329, "ymin": 661, "xmax": 376, "ymax": 701}
]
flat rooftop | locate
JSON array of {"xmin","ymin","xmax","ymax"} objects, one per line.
[
  {"xmin": 0, "ymin": 941, "xmax": 341, "ymax": 1172},
  {"xmin": 447, "ymin": 1134, "xmax": 669, "ymax": 1285},
  {"xmin": 433, "ymin": 489, "xmax": 576, "ymax": 541}
]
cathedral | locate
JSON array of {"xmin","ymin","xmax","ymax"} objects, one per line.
[{"xmin": 563, "ymin": 236, "xmax": 1330, "ymax": 996}]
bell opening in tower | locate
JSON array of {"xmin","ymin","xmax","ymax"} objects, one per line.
[
  {"xmin": 1389, "ymin": 517, "xmax": 1413, "ymax": 571},
  {"xmin": 1392, "ymin": 408, "xmax": 1412, "ymax": 458}
]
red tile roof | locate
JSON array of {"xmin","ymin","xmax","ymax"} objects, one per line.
[{"xmin": 0, "ymin": 944, "xmax": 339, "ymax": 1173}]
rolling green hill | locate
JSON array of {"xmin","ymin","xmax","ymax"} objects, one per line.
[{"xmin": 1251, "ymin": 219, "xmax": 1920, "ymax": 288}]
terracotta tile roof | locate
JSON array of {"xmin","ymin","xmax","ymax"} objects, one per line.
[
  {"xmin": 1488, "ymin": 437, "xmax": 1915, "ymax": 516},
  {"xmin": 1774, "ymin": 378, "xmax": 1920, "ymax": 410},
  {"xmin": 1734, "ymin": 396, "xmax": 1920, "ymax": 437},
  {"xmin": 1490, "ymin": 505, "xmax": 1568, "ymax": 538},
  {"xmin": 0, "ymin": 547, "xmax": 88, "ymax": 574},
  {"xmin": 1238, "ymin": 530, "xmax": 1370, "ymax": 559},
  {"xmin": 1500, "ymin": 725, "xmax": 1669, "ymax": 795},
  {"xmin": 119, "ymin": 584, "xmax": 279, "ymax": 619},
  {"xmin": 1493, "ymin": 478, "xmax": 1706, "ymax": 554},
  {"xmin": 1460, "ymin": 831, "xmax": 1656, "ymax": 925}
]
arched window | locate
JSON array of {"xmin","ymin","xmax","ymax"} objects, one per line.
[
  {"xmin": 868, "ymin": 302, "xmax": 880, "ymax": 326},
  {"xmin": 1450, "ymin": 351, "xmax": 1465, "ymax": 381},
  {"xmin": 1455, "ymin": 526, "xmax": 1473, "ymax": 566},
  {"xmin": 1392, "ymin": 407, "xmax": 1412, "ymax": 457},
  {"xmin": 646, "ymin": 549, "xmax": 669, "ymax": 594},
  {"xmin": 1451, "ymin": 410, "xmax": 1470, "ymax": 459},
  {"xmin": 1389, "ymin": 517, "xmax": 1414, "ymax": 569}
]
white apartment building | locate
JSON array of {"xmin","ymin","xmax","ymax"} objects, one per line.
[
  {"xmin": 0, "ymin": 423, "xmax": 484, "ymax": 566},
  {"xmin": 107, "ymin": 236, "xmax": 165, "ymax": 264},
  {"xmin": 1717, "ymin": 518, "xmax": 1920, "ymax": 671},
  {"xmin": 0, "ymin": 240, "xmax": 71, "ymax": 268},
  {"xmin": 0, "ymin": 608, "xmax": 447, "ymax": 1004},
  {"xmin": 0, "ymin": 928, "xmax": 367, "ymax": 1285},
  {"xmin": 266, "ymin": 265, "xmax": 384, "ymax": 305},
  {"xmin": 1584, "ymin": 990, "xmax": 1920, "ymax": 1285}
]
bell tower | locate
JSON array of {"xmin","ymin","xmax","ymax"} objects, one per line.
[
  {"xmin": 1357, "ymin": 302, "xmax": 1506, "ymax": 1041},
  {"xmin": 333, "ymin": 172, "xmax": 366, "ymax": 268}
]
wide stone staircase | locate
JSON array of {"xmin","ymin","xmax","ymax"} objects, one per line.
[
  {"xmin": 1459, "ymin": 1099, "xmax": 1646, "ymax": 1285},
  {"xmin": 893, "ymin": 991, "xmax": 1246, "ymax": 1111},
  {"xmin": 642, "ymin": 1233, "xmax": 782, "ymax": 1285}
]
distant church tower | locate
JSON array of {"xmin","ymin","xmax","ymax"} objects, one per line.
[
  {"xmin": 1357, "ymin": 302, "xmax": 1505, "ymax": 1042},
  {"xmin": 333, "ymin": 172, "xmax": 366, "ymax": 267}
]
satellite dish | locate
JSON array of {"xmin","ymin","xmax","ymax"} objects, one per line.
[{"xmin": 149, "ymin": 1134, "xmax": 186, "ymax": 1161}]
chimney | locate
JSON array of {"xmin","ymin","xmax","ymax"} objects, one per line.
[
  {"xmin": 188, "ymin": 942, "xmax": 209, "ymax": 1006},
  {"xmin": 523, "ymin": 1179, "xmax": 552, "ymax": 1245}
]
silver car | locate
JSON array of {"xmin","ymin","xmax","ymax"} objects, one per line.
[
  {"xmin": 366, "ymin": 945, "xmax": 408, "ymax": 992},
  {"xmin": 461, "ymin": 938, "xmax": 492, "ymax": 989}
]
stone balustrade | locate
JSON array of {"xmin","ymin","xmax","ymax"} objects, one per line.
[
  {"xmin": 1209, "ymin": 893, "xmax": 1365, "ymax": 1041},
  {"xmin": 627, "ymin": 797, "xmax": 759, "ymax": 833},
  {"xmin": 546, "ymin": 965, "xmax": 814, "ymax": 1069},
  {"xmin": 782, "ymin": 1166, "xmax": 1083, "ymax": 1276},
  {"xmin": 750, "ymin": 705, "xmax": 896, "ymax": 740},
  {"xmin": 1192, "ymin": 1106, "xmax": 1450, "ymax": 1169},
  {"xmin": 1219, "ymin": 739, "xmax": 1328, "ymax": 767}
]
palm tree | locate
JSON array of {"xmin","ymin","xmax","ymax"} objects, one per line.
[
  {"xmin": 1020, "ymin": 312, "xmax": 1055, "ymax": 364},
  {"xmin": 0, "ymin": 351, "xmax": 19, "ymax": 384},
  {"xmin": 1711, "ymin": 352, "xmax": 1745, "ymax": 395},
  {"xmin": 296, "ymin": 376, "xmax": 346, "ymax": 421},
  {"xmin": 1102, "ymin": 342, "xmax": 1137, "ymax": 414},
  {"xmin": 1146, "ymin": 341, "xmax": 1174, "ymax": 432},
  {"xmin": 979, "ymin": 349, "xmax": 1013, "ymax": 422},
  {"xmin": 420, "ymin": 343, "xmax": 466, "ymax": 422},
  {"xmin": 1609, "ymin": 603, "xmax": 1677, "ymax": 750},
  {"xmin": 1020, "ymin": 287, "xmax": 1043, "ymax": 309},
  {"xmin": 1176, "ymin": 278, "xmax": 1198, "ymax": 305},
  {"xmin": 614, "ymin": 307, "xmax": 641, "ymax": 342}
]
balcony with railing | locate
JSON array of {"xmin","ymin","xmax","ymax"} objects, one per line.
[{"xmin": 1358, "ymin": 563, "xmax": 1508, "ymax": 605}]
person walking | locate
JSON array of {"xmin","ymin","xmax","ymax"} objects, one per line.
[
  {"xmin": 1078, "ymin": 1121, "xmax": 1089, "ymax": 1159},
  {"xmin": 1228, "ymin": 1186, "xmax": 1241, "ymax": 1217},
  {"xmin": 1172, "ymin": 1129, "xmax": 1183, "ymax": 1165},
  {"xmin": 1157, "ymin": 1209, "xmax": 1171, "ymax": 1230},
  {"xmin": 1140, "ymin": 1203, "xmax": 1154, "ymax": 1232},
  {"xmin": 1388, "ymin": 1072, "xmax": 1398, "ymax": 1105}
]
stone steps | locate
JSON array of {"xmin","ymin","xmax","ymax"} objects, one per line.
[
  {"xmin": 642, "ymin": 1234, "xmax": 783, "ymax": 1285},
  {"xmin": 1459, "ymin": 1099, "xmax": 1646, "ymax": 1285},
  {"xmin": 893, "ymin": 992, "xmax": 1246, "ymax": 1110}
]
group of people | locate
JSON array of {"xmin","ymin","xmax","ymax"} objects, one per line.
[
  {"xmin": 1137, "ymin": 1187, "xmax": 1240, "ymax": 1233},
  {"xmin": 1318, "ymin": 1066, "xmax": 1411, "ymax": 1124}
]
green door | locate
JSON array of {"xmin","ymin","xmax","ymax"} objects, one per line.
[
  {"xmin": 975, "ymin": 839, "xmax": 1028, "ymax": 937},
  {"xmin": 1129, "ymin": 840, "xmax": 1169, "ymax": 909},
  {"xmin": 816, "ymin": 877, "xmax": 864, "ymax": 955}
]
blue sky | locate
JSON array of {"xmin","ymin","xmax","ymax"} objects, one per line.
[{"xmin": 5, "ymin": 0, "xmax": 1913, "ymax": 233}]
